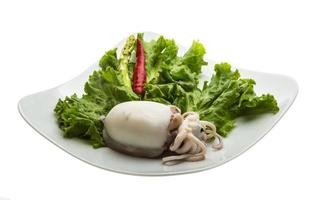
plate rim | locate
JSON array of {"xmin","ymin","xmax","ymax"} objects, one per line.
[{"xmin": 18, "ymin": 32, "xmax": 299, "ymax": 176}]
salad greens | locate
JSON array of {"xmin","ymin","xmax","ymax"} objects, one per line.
[{"xmin": 54, "ymin": 33, "xmax": 279, "ymax": 148}]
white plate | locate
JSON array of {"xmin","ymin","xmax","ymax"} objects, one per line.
[{"xmin": 18, "ymin": 32, "xmax": 298, "ymax": 176}]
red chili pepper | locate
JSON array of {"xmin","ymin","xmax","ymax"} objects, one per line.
[{"xmin": 132, "ymin": 38, "xmax": 146, "ymax": 96}]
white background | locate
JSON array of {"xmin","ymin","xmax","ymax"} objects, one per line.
[{"xmin": 0, "ymin": 0, "xmax": 319, "ymax": 199}]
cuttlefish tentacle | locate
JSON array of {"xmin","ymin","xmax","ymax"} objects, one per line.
[{"xmin": 162, "ymin": 112, "xmax": 223, "ymax": 165}]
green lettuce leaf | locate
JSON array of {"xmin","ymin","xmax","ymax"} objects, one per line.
[
  {"xmin": 54, "ymin": 94, "xmax": 106, "ymax": 148},
  {"xmin": 143, "ymin": 38, "xmax": 206, "ymax": 97},
  {"xmin": 55, "ymin": 33, "xmax": 279, "ymax": 149},
  {"xmin": 144, "ymin": 83, "xmax": 200, "ymax": 113},
  {"xmin": 197, "ymin": 63, "xmax": 240, "ymax": 110},
  {"xmin": 144, "ymin": 36, "xmax": 167, "ymax": 82},
  {"xmin": 99, "ymin": 48, "xmax": 118, "ymax": 70},
  {"xmin": 84, "ymin": 67, "xmax": 139, "ymax": 106},
  {"xmin": 197, "ymin": 63, "xmax": 279, "ymax": 136},
  {"xmin": 233, "ymin": 79, "xmax": 279, "ymax": 116},
  {"xmin": 144, "ymin": 36, "xmax": 179, "ymax": 83},
  {"xmin": 182, "ymin": 41, "xmax": 208, "ymax": 74},
  {"xmin": 157, "ymin": 65, "xmax": 198, "ymax": 92}
]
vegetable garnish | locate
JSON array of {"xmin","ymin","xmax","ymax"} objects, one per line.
[
  {"xmin": 118, "ymin": 35, "xmax": 136, "ymax": 89},
  {"xmin": 132, "ymin": 35, "xmax": 146, "ymax": 96},
  {"xmin": 54, "ymin": 33, "xmax": 279, "ymax": 150}
]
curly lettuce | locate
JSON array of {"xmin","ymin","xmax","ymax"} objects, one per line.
[{"xmin": 54, "ymin": 33, "xmax": 279, "ymax": 148}]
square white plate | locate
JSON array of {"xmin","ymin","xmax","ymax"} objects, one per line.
[{"xmin": 18, "ymin": 32, "xmax": 298, "ymax": 176}]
